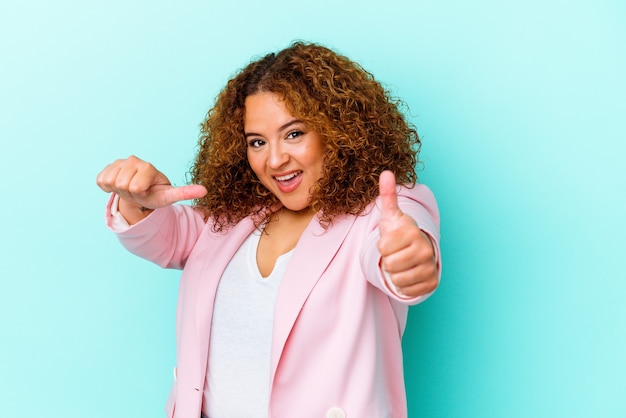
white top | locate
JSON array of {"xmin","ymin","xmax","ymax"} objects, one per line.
[{"xmin": 202, "ymin": 229, "xmax": 292, "ymax": 418}]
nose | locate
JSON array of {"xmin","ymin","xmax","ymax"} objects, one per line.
[{"xmin": 268, "ymin": 142, "xmax": 289, "ymax": 169}]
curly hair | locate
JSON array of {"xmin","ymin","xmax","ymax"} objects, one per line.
[{"xmin": 191, "ymin": 41, "xmax": 421, "ymax": 231}]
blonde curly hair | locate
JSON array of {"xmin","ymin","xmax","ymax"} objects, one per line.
[{"xmin": 191, "ymin": 41, "xmax": 421, "ymax": 231}]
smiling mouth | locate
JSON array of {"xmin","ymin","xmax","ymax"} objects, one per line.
[
  {"xmin": 272, "ymin": 171, "xmax": 303, "ymax": 193},
  {"xmin": 274, "ymin": 171, "xmax": 302, "ymax": 182}
]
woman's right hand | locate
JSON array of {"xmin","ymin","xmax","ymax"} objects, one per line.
[{"xmin": 96, "ymin": 155, "xmax": 208, "ymax": 224}]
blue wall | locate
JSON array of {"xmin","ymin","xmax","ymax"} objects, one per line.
[{"xmin": 1, "ymin": 1, "xmax": 624, "ymax": 417}]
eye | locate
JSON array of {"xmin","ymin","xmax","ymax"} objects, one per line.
[
  {"xmin": 248, "ymin": 138, "xmax": 265, "ymax": 148},
  {"xmin": 286, "ymin": 130, "xmax": 304, "ymax": 139}
]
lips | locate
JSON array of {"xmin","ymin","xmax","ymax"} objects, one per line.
[
  {"xmin": 273, "ymin": 170, "xmax": 303, "ymax": 193},
  {"xmin": 275, "ymin": 172, "xmax": 300, "ymax": 182}
]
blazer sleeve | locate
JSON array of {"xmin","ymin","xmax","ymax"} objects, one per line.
[
  {"xmin": 359, "ymin": 184, "xmax": 442, "ymax": 305},
  {"xmin": 104, "ymin": 193, "xmax": 207, "ymax": 270}
]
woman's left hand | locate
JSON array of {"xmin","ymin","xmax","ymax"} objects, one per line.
[{"xmin": 377, "ymin": 171, "xmax": 439, "ymax": 298}]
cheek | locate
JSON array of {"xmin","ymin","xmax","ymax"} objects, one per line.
[{"xmin": 307, "ymin": 148, "xmax": 325, "ymax": 174}]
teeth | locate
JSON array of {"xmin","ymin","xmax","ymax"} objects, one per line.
[{"xmin": 275, "ymin": 172, "xmax": 300, "ymax": 182}]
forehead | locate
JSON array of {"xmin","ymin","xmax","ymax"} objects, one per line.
[{"xmin": 243, "ymin": 92, "xmax": 296, "ymax": 129}]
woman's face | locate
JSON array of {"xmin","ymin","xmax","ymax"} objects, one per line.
[{"xmin": 244, "ymin": 92, "xmax": 324, "ymax": 212}]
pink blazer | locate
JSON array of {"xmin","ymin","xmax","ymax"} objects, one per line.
[{"xmin": 106, "ymin": 184, "xmax": 440, "ymax": 418}]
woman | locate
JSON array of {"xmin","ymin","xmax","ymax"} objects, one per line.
[{"xmin": 97, "ymin": 42, "xmax": 441, "ymax": 418}]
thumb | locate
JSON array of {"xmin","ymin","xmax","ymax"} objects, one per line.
[
  {"xmin": 378, "ymin": 170, "xmax": 402, "ymax": 234},
  {"xmin": 149, "ymin": 184, "xmax": 208, "ymax": 208},
  {"xmin": 167, "ymin": 184, "xmax": 208, "ymax": 203}
]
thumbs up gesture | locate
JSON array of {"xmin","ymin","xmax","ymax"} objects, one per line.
[
  {"xmin": 96, "ymin": 155, "xmax": 208, "ymax": 225},
  {"xmin": 378, "ymin": 170, "xmax": 438, "ymax": 298}
]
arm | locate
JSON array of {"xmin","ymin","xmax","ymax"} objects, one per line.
[
  {"xmin": 105, "ymin": 194, "xmax": 207, "ymax": 269},
  {"xmin": 360, "ymin": 171, "xmax": 441, "ymax": 304},
  {"xmin": 377, "ymin": 171, "xmax": 440, "ymax": 298},
  {"xmin": 98, "ymin": 156, "xmax": 209, "ymax": 269}
]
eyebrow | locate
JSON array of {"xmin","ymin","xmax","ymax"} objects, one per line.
[{"xmin": 244, "ymin": 119, "xmax": 304, "ymax": 138}]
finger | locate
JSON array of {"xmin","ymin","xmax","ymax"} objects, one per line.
[
  {"xmin": 117, "ymin": 159, "xmax": 169, "ymax": 200},
  {"xmin": 379, "ymin": 170, "xmax": 402, "ymax": 233},
  {"xmin": 125, "ymin": 182, "xmax": 207, "ymax": 209},
  {"xmin": 394, "ymin": 276, "xmax": 439, "ymax": 298},
  {"xmin": 158, "ymin": 184, "xmax": 208, "ymax": 206},
  {"xmin": 386, "ymin": 255, "xmax": 438, "ymax": 287},
  {"xmin": 96, "ymin": 163, "xmax": 122, "ymax": 193},
  {"xmin": 380, "ymin": 227, "xmax": 432, "ymax": 266}
]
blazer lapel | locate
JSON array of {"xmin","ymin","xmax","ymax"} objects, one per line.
[{"xmin": 269, "ymin": 214, "xmax": 357, "ymax": 384}]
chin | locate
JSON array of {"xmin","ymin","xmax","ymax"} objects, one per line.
[{"xmin": 280, "ymin": 200, "xmax": 311, "ymax": 213}]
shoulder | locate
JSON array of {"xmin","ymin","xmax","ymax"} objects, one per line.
[
  {"xmin": 368, "ymin": 183, "xmax": 438, "ymax": 217},
  {"xmin": 349, "ymin": 183, "xmax": 439, "ymax": 233},
  {"xmin": 398, "ymin": 183, "xmax": 437, "ymax": 204},
  {"xmin": 395, "ymin": 183, "xmax": 440, "ymax": 226}
]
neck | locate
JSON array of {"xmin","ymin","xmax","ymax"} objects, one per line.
[
  {"xmin": 277, "ymin": 206, "xmax": 315, "ymax": 222},
  {"xmin": 264, "ymin": 207, "xmax": 316, "ymax": 233}
]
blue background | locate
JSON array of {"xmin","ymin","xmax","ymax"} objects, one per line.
[{"xmin": 1, "ymin": 1, "xmax": 624, "ymax": 417}]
